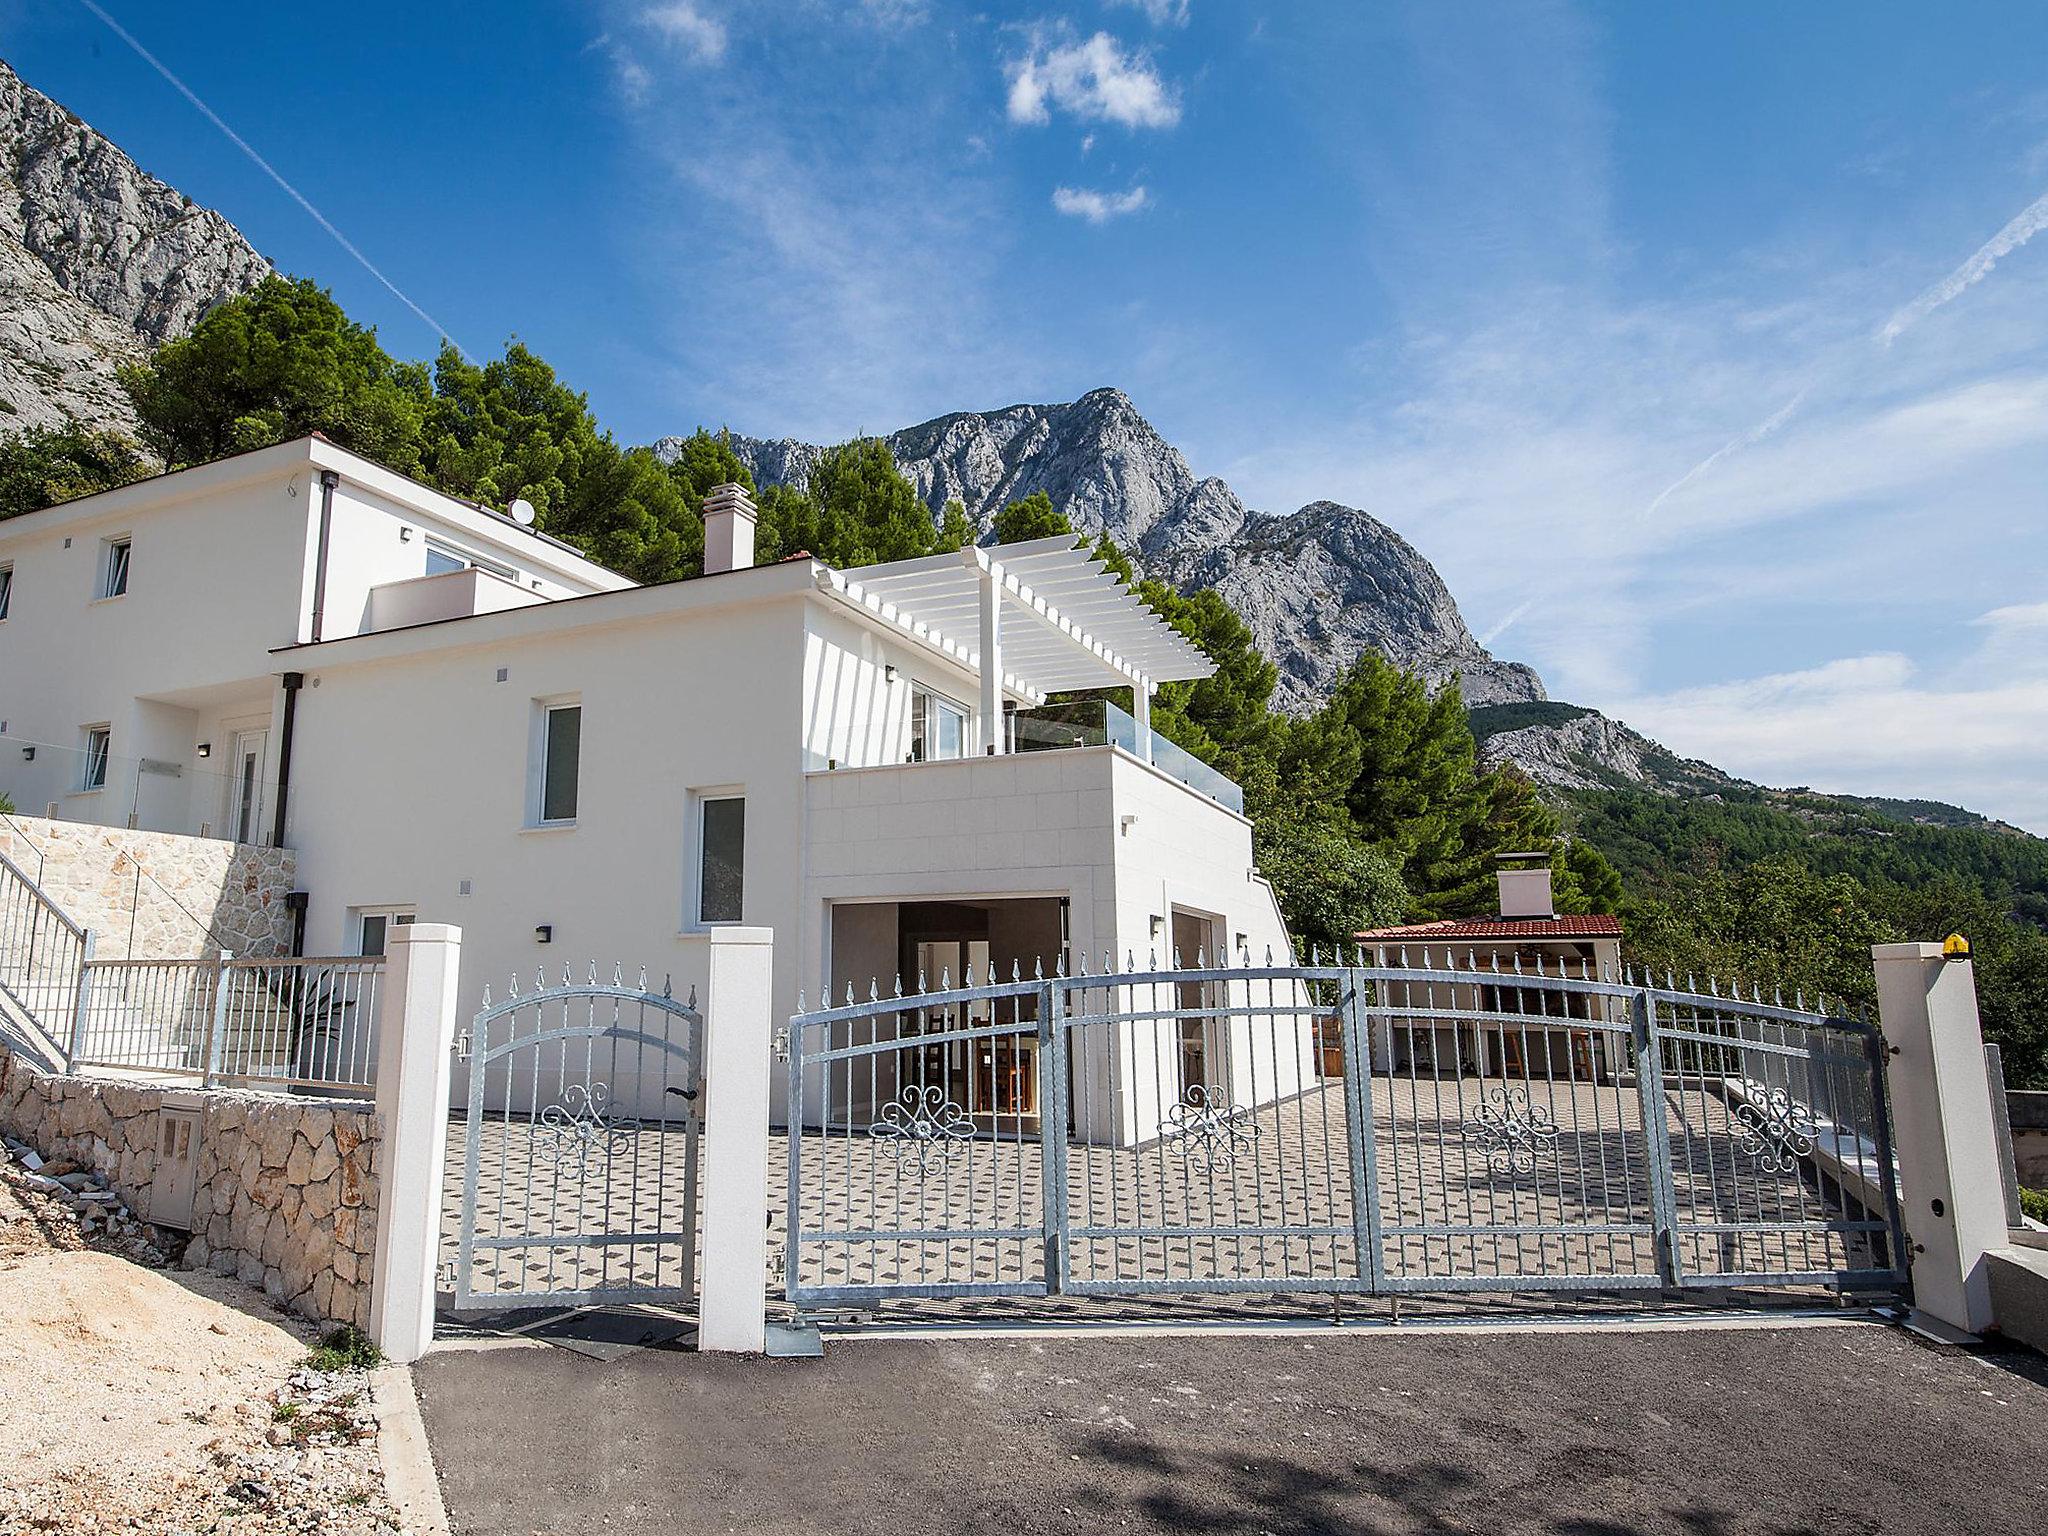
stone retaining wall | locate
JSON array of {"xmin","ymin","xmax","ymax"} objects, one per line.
[
  {"xmin": 0, "ymin": 1046, "xmax": 377, "ymax": 1329},
  {"xmin": 0, "ymin": 813, "xmax": 296, "ymax": 959}
]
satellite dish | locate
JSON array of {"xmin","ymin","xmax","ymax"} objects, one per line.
[{"xmin": 508, "ymin": 498, "xmax": 537, "ymax": 527}]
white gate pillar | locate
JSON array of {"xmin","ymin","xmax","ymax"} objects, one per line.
[
  {"xmin": 698, "ymin": 925, "xmax": 775, "ymax": 1353},
  {"xmin": 1872, "ymin": 940, "xmax": 2008, "ymax": 1335},
  {"xmin": 368, "ymin": 923, "xmax": 462, "ymax": 1364}
]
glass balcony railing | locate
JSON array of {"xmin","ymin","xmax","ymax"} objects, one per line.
[{"xmin": 1008, "ymin": 700, "xmax": 1245, "ymax": 815}]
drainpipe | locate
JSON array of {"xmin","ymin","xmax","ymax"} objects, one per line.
[
  {"xmin": 271, "ymin": 672, "xmax": 303, "ymax": 849},
  {"xmin": 310, "ymin": 470, "xmax": 339, "ymax": 643}
]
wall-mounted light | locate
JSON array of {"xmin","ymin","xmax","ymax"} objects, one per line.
[
  {"xmin": 18, "ymin": 746, "xmax": 32, "ymax": 762},
  {"xmin": 196, "ymin": 742, "xmax": 211, "ymax": 759},
  {"xmin": 1120, "ymin": 814, "xmax": 1138, "ymax": 837},
  {"xmin": 399, "ymin": 526, "xmax": 413, "ymax": 541},
  {"xmin": 535, "ymin": 924, "xmax": 553, "ymax": 944},
  {"xmin": 1150, "ymin": 914, "xmax": 1165, "ymax": 940},
  {"xmin": 1234, "ymin": 931, "xmax": 1249, "ymax": 955},
  {"xmin": 884, "ymin": 664, "xmax": 898, "ymax": 684}
]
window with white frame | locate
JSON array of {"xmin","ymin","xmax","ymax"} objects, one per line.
[
  {"xmin": 0, "ymin": 563, "xmax": 11, "ymax": 622},
  {"xmin": 425, "ymin": 538, "xmax": 515, "ymax": 581},
  {"xmin": 354, "ymin": 908, "xmax": 416, "ymax": 957},
  {"xmin": 696, "ymin": 794, "xmax": 745, "ymax": 924},
  {"xmin": 910, "ymin": 685, "xmax": 967, "ymax": 762},
  {"xmin": 81, "ymin": 726, "xmax": 110, "ymax": 791},
  {"xmin": 97, "ymin": 537, "xmax": 130, "ymax": 600},
  {"xmin": 535, "ymin": 701, "xmax": 581, "ymax": 825}
]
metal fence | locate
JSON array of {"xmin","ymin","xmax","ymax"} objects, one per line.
[
  {"xmin": 449, "ymin": 972, "xmax": 704, "ymax": 1313},
  {"xmin": 0, "ymin": 845, "xmax": 91, "ymax": 1068},
  {"xmin": 782, "ymin": 952, "xmax": 1907, "ymax": 1310},
  {"xmin": 71, "ymin": 953, "xmax": 384, "ymax": 1092}
]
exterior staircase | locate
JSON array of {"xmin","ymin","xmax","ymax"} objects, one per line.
[{"xmin": 0, "ymin": 844, "xmax": 89, "ymax": 1071}]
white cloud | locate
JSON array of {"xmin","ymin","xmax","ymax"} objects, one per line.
[
  {"xmin": 1051, "ymin": 184, "xmax": 1151, "ymax": 222},
  {"xmin": 1006, "ymin": 31, "xmax": 1181, "ymax": 130},
  {"xmin": 1110, "ymin": 0, "xmax": 1191, "ymax": 24},
  {"xmin": 1610, "ymin": 641, "xmax": 2048, "ymax": 833},
  {"xmin": 855, "ymin": 0, "xmax": 927, "ymax": 27},
  {"xmin": 641, "ymin": 1, "xmax": 727, "ymax": 64}
]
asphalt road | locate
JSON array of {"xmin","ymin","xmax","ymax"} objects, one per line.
[{"xmin": 415, "ymin": 1320, "xmax": 2048, "ymax": 1536}]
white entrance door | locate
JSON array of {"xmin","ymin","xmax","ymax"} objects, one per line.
[{"xmin": 229, "ymin": 729, "xmax": 267, "ymax": 846}]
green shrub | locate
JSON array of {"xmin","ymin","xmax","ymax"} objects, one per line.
[
  {"xmin": 2022, "ymin": 1186, "xmax": 2048, "ymax": 1225},
  {"xmin": 305, "ymin": 1325, "xmax": 380, "ymax": 1371}
]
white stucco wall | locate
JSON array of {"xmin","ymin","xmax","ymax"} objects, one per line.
[
  {"xmin": 280, "ymin": 569, "xmax": 812, "ymax": 1117},
  {"xmin": 0, "ymin": 438, "xmax": 628, "ymax": 844}
]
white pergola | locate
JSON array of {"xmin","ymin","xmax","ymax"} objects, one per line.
[{"xmin": 815, "ymin": 535, "xmax": 1215, "ymax": 758}]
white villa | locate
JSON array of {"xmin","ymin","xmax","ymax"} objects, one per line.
[{"xmin": 0, "ymin": 435, "xmax": 1296, "ymax": 1124}]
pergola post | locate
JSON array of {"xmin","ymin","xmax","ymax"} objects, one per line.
[
  {"xmin": 1132, "ymin": 680, "xmax": 1154, "ymax": 763},
  {"xmin": 978, "ymin": 557, "xmax": 1006, "ymax": 754}
]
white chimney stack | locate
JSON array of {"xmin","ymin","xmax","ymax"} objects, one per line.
[
  {"xmin": 1495, "ymin": 854, "xmax": 1556, "ymax": 920},
  {"xmin": 703, "ymin": 483, "xmax": 757, "ymax": 574}
]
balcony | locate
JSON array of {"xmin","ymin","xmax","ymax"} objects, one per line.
[{"xmin": 1009, "ymin": 700, "xmax": 1244, "ymax": 814}]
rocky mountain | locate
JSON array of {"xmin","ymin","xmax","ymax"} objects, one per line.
[
  {"xmin": 1468, "ymin": 703, "xmax": 1741, "ymax": 797},
  {"xmin": 668, "ymin": 388, "xmax": 1544, "ymax": 711},
  {"xmin": 0, "ymin": 57, "xmax": 269, "ymax": 436}
]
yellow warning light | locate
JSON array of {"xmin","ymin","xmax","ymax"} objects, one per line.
[{"xmin": 1942, "ymin": 933, "xmax": 1971, "ymax": 961}]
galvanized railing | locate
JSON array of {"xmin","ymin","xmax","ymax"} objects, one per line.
[
  {"xmin": 783, "ymin": 950, "xmax": 1908, "ymax": 1309},
  {"xmin": 71, "ymin": 954, "xmax": 384, "ymax": 1092},
  {"xmin": 0, "ymin": 844, "xmax": 91, "ymax": 1070}
]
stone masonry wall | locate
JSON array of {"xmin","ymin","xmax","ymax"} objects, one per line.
[
  {"xmin": 0, "ymin": 1046, "xmax": 378, "ymax": 1329},
  {"xmin": 0, "ymin": 813, "xmax": 296, "ymax": 959}
]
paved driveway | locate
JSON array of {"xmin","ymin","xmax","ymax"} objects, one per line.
[{"xmin": 415, "ymin": 1321, "xmax": 2046, "ymax": 1536}]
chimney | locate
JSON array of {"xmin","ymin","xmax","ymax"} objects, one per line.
[
  {"xmin": 1495, "ymin": 853, "xmax": 1556, "ymax": 920},
  {"xmin": 702, "ymin": 483, "xmax": 757, "ymax": 573}
]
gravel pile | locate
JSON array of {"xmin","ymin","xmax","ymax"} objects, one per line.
[
  {"xmin": 1, "ymin": 1133, "xmax": 178, "ymax": 1264},
  {"xmin": 0, "ymin": 1136, "xmax": 409, "ymax": 1535}
]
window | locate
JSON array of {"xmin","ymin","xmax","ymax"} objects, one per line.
[
  {"xmin": 697, "ymin": 796, "xmax": 745, "ymax": 923},
  {"xmin": 356, "ymin": 909, "xmax": 416, "ymax": 957},
  {"xmin": 98, "ymin": 538, "xmax": 130, "ymax": 600},
  {"xmin": 910, "ymin": 686, "xmax": 967, "ymax": 762},
  {"xmin": 539, "ymin": 703, "xmax": 581, "ymax": 824},
  {"xmin": 425, "ymin": 538, "xmax": 515, "ymax": 581},
  {"xmin": 0, "ymin": 564, "xmax": 12, "ymax": 621},
  {"xmin": 81, "ymin": 726, "xmax": 110, "ymax": 791}
]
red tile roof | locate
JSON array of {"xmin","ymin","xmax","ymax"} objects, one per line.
[{"xmin": 1354, "ymin": 915, "xmax": 1623, "ymax": 942}]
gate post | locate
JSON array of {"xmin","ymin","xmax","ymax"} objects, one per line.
[
  {"xmin": 699, "ymin": 925, "xmax": 775, "ymax": 1353},
  {"xmin": 368, "ymin": 923, "xmax": 462, "ymax": 1364},
  {"xmin": 1873, "ymin": 941, "xmax": 2008, "ymax": 1335}
]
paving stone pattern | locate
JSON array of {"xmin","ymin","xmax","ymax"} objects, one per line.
[{"xmin": 438, "ymin": 1071, "xmax": 1884, "ymax": 1313}]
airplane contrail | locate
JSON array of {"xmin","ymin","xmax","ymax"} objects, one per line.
[
  {"xmin": 75, "ymin": 0, "xmax": 469, "ymax": 358},
  {"xmin": 1644, "ymin": 384, "xmax": 1809, "ymax": 521},
  {"xmin": 1880, "ymin": 185, "xmax": 2048, "ymax": 345},
  {"xmin": 1647, "ymin": 181, "xmax": 2048, "ymax": 520}
]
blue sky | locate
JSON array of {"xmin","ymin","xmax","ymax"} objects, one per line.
[{"xmin": 6, "ymin": 1, "xmax": 2048, "ymax": 829}]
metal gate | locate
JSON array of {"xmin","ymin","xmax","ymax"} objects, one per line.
[
  {"xmin": 451, "ymin": 969, "xmax": 703, "ymax": 1314},
  {"xmin": 782, "ymin": 955, "xmax": 1907, "ymax": 1309}
]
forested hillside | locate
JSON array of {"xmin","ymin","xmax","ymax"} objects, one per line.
[
  {"xmin": 1568, "ymin": 789, "xmax": 2047, "ymax": 1085},
  {"xmin": 2, "ymin": 274, "xmax": 2039, "ymax": 1087}
]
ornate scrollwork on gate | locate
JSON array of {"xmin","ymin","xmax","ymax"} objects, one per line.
[
  {"xmin": 1463, "ymin": 1086, "xmax": 1561, "ymax": 1177},
  {"xmin": 536, "ymin": 1083, "xmax": 641, "ymax": 1173},
  {"xmin": 1162, "ymin": 1085, "xmax": 1260, "ymax": 1170},
  {"xmin": 869, "ymin": 1085, "xmax": 976, "ymax": 1174},
  {"xmin": 1730, "ymin": 1079, "xmax": 1817, "ymax": 1175}
]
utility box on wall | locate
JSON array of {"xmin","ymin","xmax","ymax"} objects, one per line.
[{"xmin": 150, "ymin": 1104, "xmax": 201, "ymax": 1229}]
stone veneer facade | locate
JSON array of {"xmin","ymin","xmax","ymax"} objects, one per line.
[
  {"xmin": 0, "ymin": 1047, "xmax": 378, "ymax": 1329},
  {"xmin": 0, "ymin": 813, "xmax": 296, "ymax": 960}
]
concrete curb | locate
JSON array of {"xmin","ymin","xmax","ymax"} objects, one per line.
[{"xmin": 370, "ymin": 1364, "xmax": 452, "ymax": 1536}]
